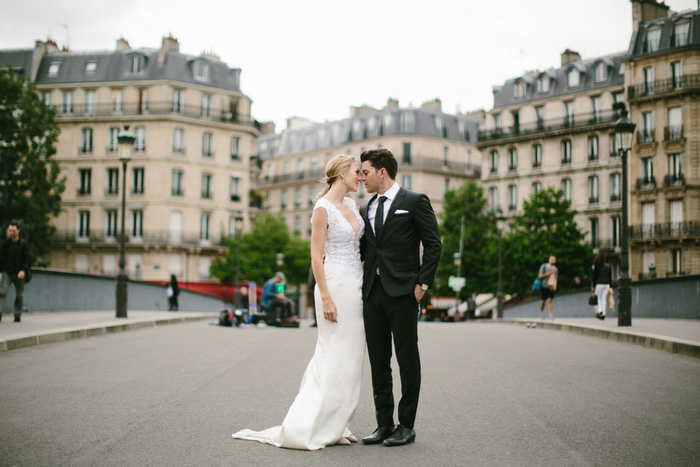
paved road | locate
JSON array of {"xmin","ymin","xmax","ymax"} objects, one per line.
[{"xmin": 1, "ymin": 320, "xmax": 698, "ymax": 466}]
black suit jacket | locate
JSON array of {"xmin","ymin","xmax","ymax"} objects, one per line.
[{"xmin": 360, "ymin": 188, "xmax": 442, "ymax": 300}]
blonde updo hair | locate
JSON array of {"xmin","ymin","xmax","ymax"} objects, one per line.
[{"xmin": 314, "ymin": 154, "xmax": 357, "ymax": 203}]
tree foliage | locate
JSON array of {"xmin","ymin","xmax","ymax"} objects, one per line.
[
  {"xmin": 503, "ymin": 187, "xmax": 593, "ymax": 294},
  {"xmin": 0, "ymin": 67, "xmax": 64, "ymax": 263},
  {"xmin": 210, "ymin": 215, "xmax": 310, "ymax": 287}
]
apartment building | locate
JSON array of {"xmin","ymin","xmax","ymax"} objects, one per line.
[
  {"xmin": 257, "ymin": 99, "xmax": 483, "ymax": 238},
  {"xmin": 478, "ymin": 50, "xmax": 626, "ymax": 272},
  {"xmin": 625, "ymin": 1, "xmax": 700, "ymax": 278},
  {"xmin": 0, "ymin": 36, "xmax": 260, "ymax": 281}
]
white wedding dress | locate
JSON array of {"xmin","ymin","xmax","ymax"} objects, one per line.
[{"xmin": 232, "ymin": 197, "xmax": 366, "ymax": 450}]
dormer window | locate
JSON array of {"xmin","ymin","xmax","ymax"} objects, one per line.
[
  {"xmin": 48, "ymin": 62, "xmax": 60, "ymax": 76},
  {"xmin": 85, "ymin": 61, "xmax": 98, "ymax": 74},
  {"xmin": 594, "ymin": 62, "xmax": 608, "ymax": 83},
  {"xmin": 567, "ymin": 68, "xmax": 580, "ymax": 87},
  {"xmin": 645, "ymin": 27, "xmax": 661, "ymax": 53},
  {"xmin": 127, "ymin": 54, "xmax": 146, "ymax": 74},
  {"xmin": 514, "ymin": 80, "xmax": 526, "ymax": 98},
  {"xmin": 193, "ymin": 60, "xmax": 210, "ymax": 81},
  {"xmin": 674, "ymin": 20, "xmax": 690, "ymax": 47},
  {"xmin": 536, "ymin": 75, "xmax": 550, "ymax": 93}
]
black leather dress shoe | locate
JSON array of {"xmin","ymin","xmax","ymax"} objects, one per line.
[
  {"xmin": 383, "ymin": 425, "xmax": 415, "ymax": 446},
  {"xmin": 361, "ymin": 426, "xmax": 395, "ymax": 445}
]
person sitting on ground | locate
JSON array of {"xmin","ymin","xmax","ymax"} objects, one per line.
[{"xmin": 261, "ymin": 272, "xmax": 297, "ymax": 325}]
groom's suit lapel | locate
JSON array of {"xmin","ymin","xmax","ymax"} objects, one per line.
[
  {"xmin": 364, "ymin": 194, "xmax": 378, "ymax": 239},
  {"xmin": 377, "ymin": 188, "xmax": 405, "ymax": 242}
]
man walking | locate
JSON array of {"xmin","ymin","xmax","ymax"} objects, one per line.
[
  {"xmin": 359, "ymin": 149, "xmax": 442, "ymax": 446},
  {"xmin": 0, "ymin": 222, "xmax": 32, "ymax": 322},
  {"xmin": 538, "ymin": 255, "xmax": 558, "ymax": 320}
]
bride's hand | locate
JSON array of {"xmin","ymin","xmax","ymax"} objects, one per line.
[{"xmin": 322, "ymin": 298, "xmax": 338, "ymax": 323}]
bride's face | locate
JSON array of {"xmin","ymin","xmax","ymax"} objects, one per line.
[{"xmin": 342, "ymin": 162, "xmax": 361, "ymax": 192}]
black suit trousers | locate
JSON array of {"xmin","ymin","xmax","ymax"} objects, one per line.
[{"xmin": 363, "ymin": 275, "xmax": 421, "ymax": 429}]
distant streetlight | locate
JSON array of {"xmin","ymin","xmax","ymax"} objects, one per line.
[
  {"xmin": 116, "ymin": 126, "xmax": 135, "ymax": 318},
  {"xmin": 233, "ymin": 217, "xmax": 244, "ymax": 307},
  {"xmin": 276, "ymin": 252, "xmax": 284, "ymax": 268},
  {"xmin": 614, "ymin": 107, "xmax": 636, "ymax": 327},
  {"xmin": 496, "ymin": 211, "xmax": 507, "ymax": 319}
]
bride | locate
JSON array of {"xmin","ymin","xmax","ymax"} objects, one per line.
[{"xmin": 232, "ymin": 155, "xmax": 366, "ymax": 450}]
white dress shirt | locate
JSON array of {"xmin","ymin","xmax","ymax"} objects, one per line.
[{"xmin": 368, "ymin": 182, "xmax": 400, "ymax": 234}]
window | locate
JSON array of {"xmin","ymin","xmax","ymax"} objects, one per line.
[
  {"xmin": 171, "ymin": 89, "xmax": 184, "ymax": 113},
  {"xmin": 111, "ymin": 89, "xmax": 123, "ymax": 113},
  {"xmin": 466, "ymin": 150, "xmax": 472, "ymax": 169},
  {"xmin": 561, "ymin": 140, "xmax": 571, "ymax": 164},
  {"xmin": 514, "ymin": 80, "xmax": 525, "ymax": 98},
  {"xmin": 642, "ymin": 202, "xmax": 655, "ymax": 237},
  {"xmin": 667, "ymin": 153, "xmax": 682, "ymax": 186},
  {"xmin": 511, "ymin": 110, "xmax": 520, "ymax": 132},
  {"xmin": 402, "ymin": 142, "xmax": 411, "ymax": 164},
  {"xmin": 493, "ymin": 114, "xmax": 501, "ymax": 130},
  {"xmin": 667, "ymin": 107, "xmax": 682, "ymax": 140},
  {"xmin": 588, "ymin": 175, "xmax": 599, "ymax": 204},
  {"xmin": 132, "ymin": 210, "xmax": 143, "ymax": 238},
  {"xmin": 588, "ymin": 135, "xmax": 599, "ymax": 161},
  {"xmin": 78, "ymin": 168, "xmax": 91, "ymax": 195},
  {"xmin": 535, "ymin": 106, "xmax": 544, "ymax": 128},
  {"xmin": 642, "ymin": 250, "xmax": 656, "ymax": 274},
  {"xmin": 61, "ymin": 91, "xmax": 73, "ymax": 114},
  {"xmin": 85, "ymin": 61, "xmax": 97, "ymax": 74},
  {"xmin": 669, "ymin": 200, "xmax": 683, "ymax": 235},
  {"xmin": 590, "ymin": 218, "xmax": 599, "ymax": 246},
  {"xmin": 669, "ymin": 249, "xmax": 682, "ymax": 275},
  {"xmin": 80, "ymin": 128, "xmax": 93, "ymax": 154},
  {"xmin": 128, "ymin": 54, "xmax": 146, "ymax": 73},
  {"xmin": 84, "ymin": 90, "xmax": 96, "ymax": 115},
  {"xmin": 201, "ymin": 173, "xmax": 212, "ymax": 199},
  {"xmin": 594, "ymin": 62, "xmax": 607, "ymax": 82},
  {"xmin": 134, "ymin": 127, "xmax": 146, "ymax": 152},
  {"xmin": 106, "ymin": 210, "xmax": 118, "ymax": 239},
  {"xmin": 107, "ymin": 168, "xmax": 119, "ymax": 195},
  {"xmin": 670, "ymin": 61, "xmax": 683, "ymax": 89},
  {"xmin": 138, "ymin": 88, "xmax": 148, "ymax": 114},
  {"xmin": 674, "ymin": 21, "xmax": 690, "ymax": 47},
  {"xmin": 173, "ymin": 128, "xmax": 184, "ymax": 154},
  {"xmin": 294, "ymin": 188, "xmax": 302, "ymax": 207},
  {"xmin": 42, "ymin": 91, "xmax": 52, "ymax": 106},
  {"xmin": 380, "ymin": 113, "xmax": 393, "ymax": 135},
  {"xmin": 198, "ymin": 257, "xmax": 211, "ymax": 280},
  {"xmin": 562, "ymin": 178, "xmax": 572, "ymax": 202},
  {"xmin": 508, "ymin": 185, "xmax": 517, "ymax": 211},
  {"xmin": 532, "ymin": 181, "xmax": 542, "ymax": 194},
  {"xmin": 78, "ymin": 211, "xmax": 90, "ymax": 239},
  {"xmin": 200, "ymin": 94, "xmax": 211, "ymax": 118},
  {"xmin": 200, "ymin": 213, "xmax": 210, "ymax": 241},
  {"xmin": 202, "ymin": 132, "xmax": 213, "ymax": 157},
  {"xmin": 458, "ymin": 121, "xmax": 468, "ymax": 141},
  {"xmin": 645, "ymin": 27, "xmax": 661, "ymax": 52},
  {"xmin": 230, "ymin": 176, "xmax": 241, "ymax": 201},
  {"xmin": 643, "ymin": 66, "xmax": 655, "ymax": 94},
  {"xmin": 564, "ymin": 101, "xmax": 574, "ymax": 126},
  {"xmin": 193, "ymin": 60, "xmax": 209, "ymax": 81},
  {"xmin": 640, "ymin": 157, "xmax": 654, "ymax": 187},
  {"xmin": 402, "ymin": 175, "xmax": 412, "ymax": 190},
  {"xmin": 444, "ymin": 178, "xmax": 450, "ymax": 193},
  {"xmin": 230, "ymin": 136, "xmax": 240, "ymax": 160},
  {"xmin": 591, "ymin": 96, "xmax": 601, "ymax": 121},
  {"xmin": 488, "ymin": 187, "xmax": 498, "ymax": 212},
  {"xmin": 172, "ymin": 169, "xmax": 183, "ymax": 196},
  {"xmin": 532, "ymin": 144, "xmax": 542, "ymax": 168},
  {"xmin": 537, "ymin": 75, "xmax": 549, "ymax": 93},
  {"xmin": 132, "ymin": 167, "xmax": 144, "ymax": 194},
  {"xmin": 610, "ymin": 173, "xmax": 621, "ymax": 201},
  {"xmin": 400, "ymin": 112, "xmax": 415, "ymax": 133},
  {"xmin": 490, "ymin": 150, "xmax": 498, "ymax": 173},
  {"xmin": 48, "ymin": 62, "xmax": 60, "ymax": 76},
  {"xmin": 613, "ymin": 92, "xmax": 624, "ymax": 104},
  {"xmin": 567, "ymin": 68, "xmax": 579, "ymax": 87},
  {"xmin": 508, "ymin": 148, "xmax": 517, "ymax": 171},
  {"xmin": 641, "ymin": 111, "xmax": 654, "ymax": 143},
  {"xmin": 443, "ymin": 146, "xmax": 449, "ymax": 166},
  {"xmin": 108, "ymin": 127, "xmax": 119, "ymax": 153},
  {"xmin": 610, "ymin": 132, "xmax": 619, "ymax": 156},
  {"xmin": 308, "ymin": 186, "xmax": 316, "ymax": 206},
  {"xmin": 294, "ymin": 216, "xmax": 301, "ymax": 237},
  {"xmin": 611, "ymin": 217, "xmax": 621, "ymax": 248},
  {"xmin": 434, "ymin": 116, "xmax": 446, "ymax": 137}
]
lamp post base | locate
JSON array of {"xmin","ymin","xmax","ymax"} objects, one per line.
[
  {"xmin": 617, "ymin": 276, "xmax": 631, "ymax": 326},
  {"xmin": 116, "ymin": 273, "xmax": 128, "ymax": 318}
]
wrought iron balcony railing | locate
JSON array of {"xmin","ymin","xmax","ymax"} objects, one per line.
[
  {"xmin": 629, "ymin": 221, "xmax": 700, "ymax": 240},
  {"xmin": 663, "ymin": 174, "xmax": 685, "ymax": 188},
  {"xmin": 627, "ymin": 74, "xmax": 700, "ymax": 100},
  {"xmin": 51, "ymin": 229, "xmax": 228, "ymax": 246},
  {"xmin": 637, "ymin": 131, "xmax": 655, "ymax": 144},
  {"xmin": 635, "ymin": 177, "xmax": 656, "ymax": 191},
  {"xmin": 664, "ymin": 125, "xmax": 684, "ymax": 141}
]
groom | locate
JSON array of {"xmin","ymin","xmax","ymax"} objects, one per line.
[{"xmin": 359, "ymin": 149, "xmax": 442, "ymax": 446}]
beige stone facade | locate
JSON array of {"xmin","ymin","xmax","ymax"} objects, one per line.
[
  {"xmin": 257, "ymin": 99, "xmax": 483, "ymax": 237},
  {"xmin": 1, "ymin": 37, "xmax": 260, "ymax": 281}
]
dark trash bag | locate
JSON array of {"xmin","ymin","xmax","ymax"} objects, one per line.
[
  {"xmin": 588, "ymin": 293, "xmax": 597, "ymax": 306},
  {"xmin": 219, "ymin": 309, "xmax": 233, "ymax": 327}
]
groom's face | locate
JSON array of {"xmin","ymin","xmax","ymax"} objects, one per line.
[{"xmin": 361, "ymin": 161, "xmax": 380, "ymax": 194}]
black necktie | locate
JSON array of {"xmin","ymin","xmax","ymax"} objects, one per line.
[{"xmin": 375, "ymin": 196, "xmax": 387, "ymax": 235}]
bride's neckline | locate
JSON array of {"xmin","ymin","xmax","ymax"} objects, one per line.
[{"xmin": 321, "ymin": 197, "xmax": 361, "ymax": 236}]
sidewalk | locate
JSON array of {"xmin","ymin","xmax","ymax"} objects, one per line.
[
  {"xmin": 501, "ymin": 317, "xmax": 700, "ymax": 359},
  {"xmin": 0, "ymin": 310, "xmax": 217, "ymax": 353}
]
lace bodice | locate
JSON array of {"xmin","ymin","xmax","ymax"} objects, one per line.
[{"xmin": 312, "ymin": 197, "xmax": 365, "ymax": 278}]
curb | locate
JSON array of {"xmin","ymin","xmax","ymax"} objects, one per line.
[
  {"xmin": 500, "ymin": 319, "xmax": 700, "ymax": 360},
  {"xmin": 0, "ymin": 314, "xmax": 216, "ymax": 354}
]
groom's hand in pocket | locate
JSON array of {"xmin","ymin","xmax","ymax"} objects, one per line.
[{"xmin": 414, "ymin": 284, "xmax": 425, "ymax": 302}]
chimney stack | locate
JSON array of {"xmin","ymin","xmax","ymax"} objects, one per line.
[
  {"xmin": 158, "ymin": 34, "xmax": 180, "ymax": 64},
  {"xmin": 421, "ymin": 98, "xmax": 442, "ymax": 112},
  {"xmin": 561, "ymin": 49, "xmax": 582, "ymax": 66},
  {"xmin": 116, "ymin": 37, "xmax": 130, "ymax": 51},
  {"xmin": 631, "ymin": 0, "xmax": 671, "ymax": 32}
]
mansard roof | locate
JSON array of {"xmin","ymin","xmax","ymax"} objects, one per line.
[
  {"xmin": 258, "ymin": 107, "xmax": 482, "ymax": 159},
  {"xmin": 492, "ymin": 52, "xmax": 627, "ymax": 109},
  {"xmin": 628, "ymin": 9, "xmax": 700, "ymax": 58}
]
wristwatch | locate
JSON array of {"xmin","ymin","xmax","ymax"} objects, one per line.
[{"xmin": 420, "ymin": 283, "xmax": 429, "ymax": 291}]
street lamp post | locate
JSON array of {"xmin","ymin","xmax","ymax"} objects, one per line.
[
  {"xmin": 496, "ymin": 212, "xmax": 507, "ymax": 319},
  {"xmin": 276, "ymin": 252, "xmax": 284, "ymax": 268},
  {"xmin": 116, "ymin": 126, "xmax": 135, "ymax": 318},
  {"xmin": 614, "ymin": 107, "xmax": 636, "ymax": 327},
  {"xmin": 233, "ymin": 217, "xmax": 244, "ymax": 307},
  {"xmin": 453, "ymin": 252, "xmax": 461, "ymax": 313}
]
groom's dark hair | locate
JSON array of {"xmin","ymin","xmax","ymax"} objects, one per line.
[{"xmin": 360, "ymin": 149, "xmax": 397, "ymax": 180}]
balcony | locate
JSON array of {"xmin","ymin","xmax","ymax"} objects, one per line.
[
  {"xmin": 51, "ymin": 230, "xmax": 228, "ymax": 246},
  {"xmin": 635, "ymin": 177, "xmax": 656, "ymax": 191},
  {"xmin": 588, "ymin": 196, "xmax": 599, "ymax": 204},
  {"xmin": 627, "ymin": 74, "xmax": 700, "ymax": 100},
  {"xmin": 664, "ymin": 125, "xmax": 683, "ymax": 141},
  {"xmin": 637, "ymin": 131, "xmax": 655, "ymax": 144},
  {"xmin": 590, "ymin": 239, "xmax": 620, "ymax": 251},
  {"xmin": 478, "ymin": 109, "xmax": 620, "ymax": 144},
  {"xmin": 629, "ymin": 221, "xmax": 700, "ymax": 240},
  {"xmin": 610, "ymin": 194, "xmax": 621, "ymax": 202},
  {"xmin": 663, "ymin": 174, "xmax": 685, "ymax": 188},
  {"xmin": 53, "ymin": 101, "xmax": 259, "ymax": 129}
]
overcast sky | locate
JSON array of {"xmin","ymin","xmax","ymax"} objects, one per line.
[{"xmin": 1, "ymin": 0, "xmax": 698, "ymax": 130}]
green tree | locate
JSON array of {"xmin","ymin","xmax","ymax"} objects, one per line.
[
  {"xmin": 210, "ymin": 215, "xmax": 310, "ymax": 287},
  {"xmin": 436, "ymin": 181, "xmax": 497, "ymax": 298},
  {"xmin": 0, "ymin": 67, "xmax": 64, "ymax": 263},
  {"xmin": 503, "ymin": 187, "xmax": 593, "ymax": 294}
]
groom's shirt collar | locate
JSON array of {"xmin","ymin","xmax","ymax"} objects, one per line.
[{"xmin": 379, "ymin": 182, "xmax": 400, "ymax": 202}]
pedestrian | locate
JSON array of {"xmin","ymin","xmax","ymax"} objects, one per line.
[
  {"xmin": 261, "ymin": 272, "xmax": 297, "ymax": 325},
  {"xmin": 538, "ymin": 256, "xmax": 558, "ymax": 320},
  {"xmin": 466, "ymin": 294, "xmax": 477, "ymax": 320},
  {"xmin": 166, "ymin": 274, "xmax": 180, "ymax": 311},
  {"xmin": 591, "ymin": 253, "xmax": 612, "ymax": 320},
  {"xmin": 0, "ymin": 222, "xmax": 32, "ymax": 323}
]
